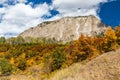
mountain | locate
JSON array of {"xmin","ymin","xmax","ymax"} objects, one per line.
[{"xmin": 19, "ymin": 15, "xmax": 108, "ymax": 42}]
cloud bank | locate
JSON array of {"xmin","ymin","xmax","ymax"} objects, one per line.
[
  {"xmin": 0, "ymin": 0, "xmax": 115, "ymax": 37},
  {"xmin": 52, "ymin": 0, "xmax": 106, "ymax": 16},
  {"xmin": 0, "ymin": 2, "xmax": 50, "ymax": 37}
]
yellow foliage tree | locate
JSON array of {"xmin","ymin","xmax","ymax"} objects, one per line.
[
  {"xmin": 116, "ymin": 26, "xmax": 120, "ymax": 45},
  {"xmin": 104, "ymin": 27, "xmax": 117, "ymax": 51}
]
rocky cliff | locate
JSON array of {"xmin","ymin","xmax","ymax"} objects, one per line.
[{"xmin": 20, "ymin": 15, "xmax": 108, "ymax": 42}]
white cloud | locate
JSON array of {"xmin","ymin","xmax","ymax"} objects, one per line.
[
  {"xmin": 16, "ymin": 0, "xmax": 27, "ymax": 3},
  {"xmin": 52, "ymin": 0, "xmax": 114, "ymax": 17},
  {"xmin": 0, "ymin": 3, "xmax": 50, "ymax": 37},
  {"xmin": 0, "ymin": 0, "xmax": 7, "ymax": 4},
  {"xmin": 10, "ymin": 0, "xmax": 27, "ymax": 3},
  {"xmin": 52, "ymin": 0, "xmax": 108, "ymax": 9},
  {"xmin": 0, "ymin": 0, "xmax": 27, "ymax": 4}
]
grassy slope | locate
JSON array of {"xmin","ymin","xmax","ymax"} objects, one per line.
[{"xmin": 49, "ymin": 48, "xmax": 120, "ymax": 80}]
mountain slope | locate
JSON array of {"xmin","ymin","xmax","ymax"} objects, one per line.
[
  {"xmin": 20, "ymin": 16, "xmax": 108, "ymax": 42},
  {"xmin": 2, "ymin": 48, "xmax": 120, "ymax": 80},
  {"xmin": 50, "ymin": 48, "xmax": 120, "ymax": 80}
]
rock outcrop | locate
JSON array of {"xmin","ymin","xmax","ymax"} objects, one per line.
[{"xmin": 20, "ymin": 15, "xmax": 108, "ymax": 42}]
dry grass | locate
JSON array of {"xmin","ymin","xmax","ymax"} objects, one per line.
[
  {"xmin": 49, "ymin": 49, "xmax": 120, "ymax": 80},
  {"xmin": 49, "ymin": 62, "xmax": 83, "ymax": 80}
]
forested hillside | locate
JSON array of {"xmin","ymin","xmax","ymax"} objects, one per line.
[{"xmin": 0, "ymin": 26, "xmax": 120, "ymax": 79}]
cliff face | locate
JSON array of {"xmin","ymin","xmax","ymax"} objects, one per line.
[{"xmin": 19, "ymin": 16, "xmax": 108, "ymax": 42}]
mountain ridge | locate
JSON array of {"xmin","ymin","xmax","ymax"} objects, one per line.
[{"xmin": 19, "ymin": 15, "xmax": 109, "ymax": 42}]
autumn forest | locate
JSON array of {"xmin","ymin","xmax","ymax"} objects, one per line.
[{"xmin": 0, "ymin": 26, "xmax": 120, "ymax": 78}]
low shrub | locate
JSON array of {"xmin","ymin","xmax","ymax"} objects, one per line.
[{"xmin": 0, "ymin": 58, "xmax": 13, "ymax": 76}]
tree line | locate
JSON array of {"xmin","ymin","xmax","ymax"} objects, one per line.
[{"xmin": 0, "ymin": 26, "xmax": 120, "ymax": 77}]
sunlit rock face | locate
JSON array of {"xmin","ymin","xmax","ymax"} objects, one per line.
[{"xmin": 20, "ymin": 15, "xmax": 108, "ymax": 42}]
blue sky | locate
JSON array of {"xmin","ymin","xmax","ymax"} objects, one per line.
[
  {"xmin": 0, "ymin": 0, "xmax": 120, "ymax": 37},
  {"xmin": 98, "ymin": 0, "xmax": 120, "ymax": 26}
]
